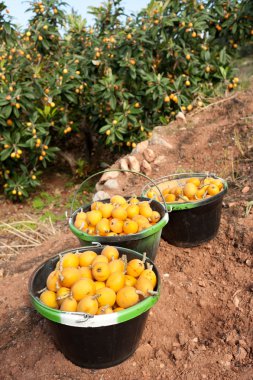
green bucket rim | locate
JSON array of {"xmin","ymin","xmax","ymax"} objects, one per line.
[
  {"xmin": 29, "ymin": 246, "xmax": 160, "ymax": 328},
  {"xmin": 69, "ymin": 197, "xmax": 168, "ymax": 242},
  {"xmin": 142, "ymin": 173, "xmax": 228, "ymax": 211}
]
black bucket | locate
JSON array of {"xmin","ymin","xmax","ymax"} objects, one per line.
[
  {"xmin": 69, "ymin": 197, "xmax": 168, "ymax": 262},
  {"xmin": 29, "ymin": 246, "xmax": 160, "ymax": 369},
  {"xmin": 143, "ymin": 173, "xmax": 228, "ymax": 247},
  {"xmin": 68, "ymin": 169, "xmax": 168, "ymax": 262}
]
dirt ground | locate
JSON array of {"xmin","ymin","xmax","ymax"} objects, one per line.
[{"xmin": 0, "ymin": 87, "xmax": 253, "ymax": 380}]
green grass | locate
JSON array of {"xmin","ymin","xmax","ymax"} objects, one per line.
[
  {"xmin": 32, "ymin": 191, "xmax": 62, "ymax": 211},
  {"xmin": 39, "ymin": 211, "xmax": 66, "ymax": 223},
  {"xmin": 31, "ymin": 181, "xmax": 94, "ymax": 223},
  {"xmin": 32, "ymin": 190, "xmax": 65, "ymax": 223},
  {"xmin": 32, "ymin": 197, "xmax": 45, "ymax": 210},
  {"xmin": 64, "ymin": 180, "xmax": 75, "ymax": 189},
  {"xmin": 65, "ymin": 193, "xmax": 93, "ymax": 214}
]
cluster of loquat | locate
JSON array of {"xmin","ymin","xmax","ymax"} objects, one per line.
[
  {"xmin": 74, "ymin": 195, "xmax": 161, "ymax": 236},
  {"xmin": 39, "ymin": 246, "xmax": 157, "ymax": 315}
]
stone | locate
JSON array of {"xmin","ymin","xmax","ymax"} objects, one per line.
[
  {"xmin": 226, "ymin": 329, "xmax": 239, "ymax": 346},
  {"xmin": 235, "ymin": 347, "xmax": 247, "ymax": 361},
  {"xmin": 99, "ymin": 170, "xmax": 119, "ymax": 183},
  {"xmin": 178, "ymin": 332, "xmax": 187, "ymax": 345},
  {"xmin": 127, "ymin": 155, "xmax": 140, "ymax": 172},
  {"xmin": 132, "ymin": 140, "xmax": 149, "ymax": 154},
  {"xmin": 176, "ymin": 111, "xmax": 186, "ymax": 123},
  {"xmin": 149, "ymin": 134, "xmax": 173, "ymax": 149},
  {"xmin": 143, "ymin": 148, "xmax": 155, "ymax": 163},
  {"xmin": 172, "ymin": 348, "xmax": 184, "ymax": 360},
  {"xmin": 141, "ymin": 159, "xmax": 152, "ymax": 176},
  {"xmin": 233, "ymin": 295, "xmax": 240, "ymax": 308},
  {"xmin": 242, "ymin": 186, "xmax": 250, "ymax": 194},
  {"xmin": 238, "ymin": 340, "xmax": 248, "ymax": 349},
  {"xmin": 92, "ymin": 191, "xmax": 110, "ymax": 201},
  {"xmin": 219, "ymin": 354, "xmax": 233, "ymax": 367},
  {"xmin": 95, "ymin": 182, "xmax": 104, "ymax": 192},
  {"xmin": 103, "ymin": 179, "xmax": 120, "ymax": 191},
  {"xmin": 119, "ymin": 158, "xmax": 129, "ymax": 172},
  {"xmin": 197, "ymin": 298, "xmax": 207, "ymax": 308},
  {"xmin": 224, "ymin": 354, "xmax": 233, "ymax": 362},
  {"xmin": 153, "ymin": 155, "xmax": 166, "ymax": 166},
  {"xmin": 136, "ymin": 343, "xmax": 153, "ymax": 358},
  {"xmin": 245, "ymin": 259, "xmax": 252, "ymax": 267},
  {"xmin": 99, "ymin": 161, "xmax": 110, "ymax": 169}
]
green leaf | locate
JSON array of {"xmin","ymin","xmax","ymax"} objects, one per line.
[
  {"xmin": 109, "ymin": 95, "xmax": 117, "ymax": 110},
  {"xmin": 174, "ymin": 76, "xmax": 182, "ymax": 91},
  {"xmin": 99, "ymin": 124, "xmax": 111, "ymax": 133},
  {"xmin": 3, "ymin": 105, "xmax": 12, "ymax": 119},
  {"xmin": 0, "ymin": 100, "xmax": 10, "ymax": 106},
  {"xmin": 64, "ymin": 93, "xmax": 76, "ymax": 103},
  {"xmin": 13, "ymin": 107, "xmax": 20, "ymax": 118},
  {"xmin": 0, "ymin": 148, "xmax": 12, "ymax": 161},
  {"xmin": 115, "ymin": 130, "xmax": 123, "ymax": 141},
  {"xmin": 232, "ymin": 23, "xmax": 237, "ymax": 34},
  {"xmin": 204, "ymin": 51, "xmax": 211, "ymax": 61},
  {"xmin": 23, "ymin": 93, "xmax": 36, "ymax": 100},
  {"xmin": 41, "ymin": 39, "xmax": 50, "ymax": 50},
  {"xmin": 219, "ymin": 66, "xmax": 227, "ymax": 80},
  {"xmin": 219, "ymin": 48, "xmax": 226, "ymax": 65},
  {"xmin": 214, "ymin": 6, "xmax": 224, "ymax": 17},
  {"xmin": 3, "ymin": 22, "xmax": 11, "ymax": 35}
]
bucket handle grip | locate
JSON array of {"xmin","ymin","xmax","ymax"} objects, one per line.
[{"xmin": 69, "ymin": 169, "xmax": 168, "ymax": 218}]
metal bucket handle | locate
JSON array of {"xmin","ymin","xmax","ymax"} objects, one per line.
[{"xmin": 69, "ymin": 169, "xmax": 168, "ymax": 218}]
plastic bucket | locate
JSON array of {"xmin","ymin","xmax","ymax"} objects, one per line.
[
  {"xmin": 143, "ymin": 173, "xmax": 228, "ymax": 247},
  {"xmin": 29, "ymin": 246, "xmax": 160, "ymax": 369},
  {"xmin": 69, "ymin": 197, "xmax": 168, "ymax": 262},
  {"xmin": 68, "ymin": 170, "xmax": 168, "ymax": 261}
]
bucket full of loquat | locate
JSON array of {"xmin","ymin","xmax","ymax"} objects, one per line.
[
  {"xmin": 68, "ymin": 170, "xmax": 169, "ymax": 261},
  {"xmin": 29, "ymin": 245, "xmax": 160, "ymax": 368},
  {"xmin": 142, "ymin": 172, "xmax": 228, "ymax": 247}
]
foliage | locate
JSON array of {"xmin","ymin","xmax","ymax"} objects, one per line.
[{"xmin": 0, "ymin": 0, "xmax": 253, "ymax": 200}]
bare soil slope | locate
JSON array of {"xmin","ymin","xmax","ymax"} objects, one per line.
[{"xmin": 0, "ymin": 88, "xmax": 253, "ymax": 380}]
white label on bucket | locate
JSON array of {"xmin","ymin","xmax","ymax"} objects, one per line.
[{"xmin": 60, "ymin": 312, "xmax": 118, "ymax": 328}]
